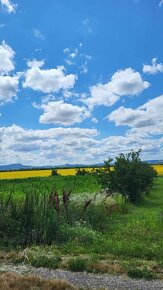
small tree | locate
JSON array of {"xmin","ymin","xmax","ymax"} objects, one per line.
[
  {"xmin": 51, "ymin": 169, "xmax": 60, "ymax": 176},
  {"xmin": 113, "ymin": 150, "xmax": 157, "ymax": 203},
  {"xmin": 99, "ymin": 150, "xmax": 157, "ymax": 204}
]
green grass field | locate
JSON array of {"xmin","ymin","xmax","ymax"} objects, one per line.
[
  {"xmin": 0, "ymin": 176, "xmax": 162, "ymax": 279},
  {"xmin": 0, "ymin": 175, "xmax": 100, "ymax": 198}
]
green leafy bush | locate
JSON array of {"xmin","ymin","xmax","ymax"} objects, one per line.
[
  {"xmin": 95, "ymin": 150, "xmax": 157, "ymax": 204},
  {"xmin": 75, "ymin": 168, "xmax": 90, "ymax": 175},
  {"xmin": 51, "ymin": 169, "xmax": 60, "ymax": 176},
  {"xmin": 68, "ymin": 257, "xmax": 89, "ymax": 272},
  {"xmin": 30, "ymin": 255, "xmax": 61, "ymax": 269},
  {"xmin": 128, "ymin": 267, "xmax": 156, "ymax": 280}
]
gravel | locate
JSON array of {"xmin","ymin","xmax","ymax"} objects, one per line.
[{"xmin": 0, "ymin": 263, "xmax": 163, "ymax": 290}]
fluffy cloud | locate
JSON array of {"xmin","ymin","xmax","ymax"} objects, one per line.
[
  {"xmin": 0, "ymin": 41, "xmax": 15, "ymax": 74},
  {"xmin": 85, "ymin": 68, "xmax": 150, "ymax": 108},
  {"xmin": 87, "ymin": 84, "xmax": 119, "ymax": 108},
  {"xmin": 109, "ymin": 68, "xmax": 149, "ymax": 95},
  {"xmin": 0, "ymin": 75, "xmax": 19, "ymax": 104},
  {"xmin": 23, "ymin": 60, "xmax": 77, "ymax": 93},
  {"xmin": 0, "ymin": 0, "xmax": 17, "ymax": 13},
  {"xmin": 108, "ymin": 95, "xmax": 163, "ymax": 135},
  {"xmin": 0, "ymin": 123, "xmax": 162, "ymax": 165},
  {"xmin": 0, "ymin": 125, "xmax": 99, "ymax": 165},
  {"xmin": 143, "ymin": 58, "xmax": 163, "ymax": 74},
  {"xmin": 39, "ymin": 100, "xmax": 90, "ymax": 126}
]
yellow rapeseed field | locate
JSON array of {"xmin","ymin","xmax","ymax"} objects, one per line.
[
  {"xmin": 57, "ymin": 167, "xmax": 94, "ymax": 176},
  {"xmin": 153, "ymin": 165, "xmax": 163, "ymax": 176},
  {"xmin": 0, "ymin": 165, "xmax": 162, "ymax": 179},
  {"xmin": 0, "ymin": 170, "xmax": 51, "ymax": 179}
]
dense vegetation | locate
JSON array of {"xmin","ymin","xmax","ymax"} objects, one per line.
[
  {"xmin": 76, "ymin": 150, "xmax": 158, "ymax": 203},
  {"xmin": 0, "ymin": 151, "xmax": 162, "ymax": 280}
]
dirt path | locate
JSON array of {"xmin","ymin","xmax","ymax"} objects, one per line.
[{"xmin": 0, "ymin": 263, "xmax": 163, "ymax": 290}]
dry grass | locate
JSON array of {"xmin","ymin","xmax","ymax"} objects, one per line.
[
  {"xmin": 90, "ymin": 261, "xmax": 125, "ymax": 274},
  {"xmin": 0, "ymin": 251, "xmax": 18, "ymax": 261},
  {"xmin": 0, "ymin": 272, "xmax": 75, "ymax": 290}
]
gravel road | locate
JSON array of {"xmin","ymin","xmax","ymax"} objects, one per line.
[{"xmin": 0, "ymin": 263, "xmax": 163, "ymax": 290}]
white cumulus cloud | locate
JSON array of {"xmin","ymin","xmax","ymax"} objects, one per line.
[
  {"xmin": 0, "ymin": 41, "xmax": 15, "ymax": 74},
  {"xmin": 0, "ymin": 0, "xmax": 17, "ymax": 13},
  {"xmin": 143, "ymin": 58, "xmax": 163, "ymax": 74},
  {"xmin": 0, "ymin": 75, "xmax": 19, "ymax": 104},
  {"xmin": 85, "ymin": 68, "xmax": 150, "ymax": 108},
  {"xmin": 0, "ymin": 123, "xmax": 162, "ymax": 165},
  {"xmin": 23, "ymin": 60, "xmax": 77, "ymax": 93},
  {"xmin": 39, "ymin": 100, "xmax": 90, "ymax": 126},
  {"xmin": 108, "ymin": 68, "xmax": 149, "ymax": 96},
  {"xmin": 0, "ymin": 125, "xmax": 99, "ymax": 166},
  {"xmin": 108, "ymin": 95, "xmax": 163, "ymax": 135}
]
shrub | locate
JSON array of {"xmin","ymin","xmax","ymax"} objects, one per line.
[
  {"xmin": 51, "ymin": 169, "xmax": 60, "ymax": 176},
  {"xmin": 97, "ymin": 150, "xmax": 157, "ymax": 204},
  {"xmin": 127, "ymin": 267, "xmax": 156, "ymax": 280},
  {"xmin": 75, "ymin": 168, "xmax": 90, "ymax": 175},
  {"xmin": 68, "ymin": 257, "xmax": 89, "ymax": 272},
  {"xmin": 30, "ymin": 255, "xmax": 61, "ymax": 269}
]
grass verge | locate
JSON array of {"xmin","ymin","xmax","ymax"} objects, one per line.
[{"xmin": 0, "ymin": 178, "xmax": 162, "ymax": 280}]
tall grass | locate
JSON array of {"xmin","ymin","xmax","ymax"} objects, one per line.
[
  {"xmin": 0, "ymin": 177, "xmax": 162, "ymax": 276},
  {"xmin": 0, "ymin": 175, "xmax": 100, "ymax": 200},
  {"xmin": 0, "ymin": 186, "xmax": 119, "ymax": 247}
]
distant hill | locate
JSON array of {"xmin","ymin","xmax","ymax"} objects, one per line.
[
  {"xmin": 0, "ymin": 163, "xmax": 33, "ymax": 171},
  {"xmin": 146, "ymin": 160, "xmax": 163, "ymax": 165},
  {"xmin": 0, "ymin": 160, "xmax": 162, "ymax": 171},
  {"xmin": 0, "ymin": 163, "xmax": 104, "ymax": 171}
]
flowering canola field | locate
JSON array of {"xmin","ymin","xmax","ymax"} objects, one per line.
[
  {"xmin": 0, "ymin": 170, "xmax": 52, "ymax": 179},
  {"xmin": 153, "ymin": 165, "xmax": 163, "ymax": 176},
  {"xmin": 0, "ymin": 165, "xmax": 162, "ymax": 179}
]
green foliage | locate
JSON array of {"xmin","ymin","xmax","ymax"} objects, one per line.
[
  {"xmin": 58, "ymin": 224, "xmax": 104, "ymax": 246},
  {"xmin": 0, "ymin": 175, "xmax": 100, "ymax": 197},
  {"xmin": 0, "ymin": 182, "xmax": 108, "ymax": 247},
  {"xmin": 75, "ymin": 168, "xmax": 90, "ymax": 175},
  {"xmin": 127, "ymin": 267, "xmax": 157, "ymax": 280},
  {"xmin": 113, "ymin": 150, "xmax": 157, "ymax": 203},
  {"xmin": 68, "ymin": 257, "xmax": 89, "ymax": 272},
  {"xmin": 51, "ymin": 169, "xmax": 60, "ymax": 176},
  {"xmin": 96, "ymin": 150, "xmax": 158, "ymax": 203},
  {"xmin": 0, "ymin": 178, "xmax": 162, "ymax": 280},
  {"xmin": 0, "ymin": 171, "xmax": 162, "ymax": 279},
  {"xmin": 30, "ymin": 255, "xmax": 61, "ymax": 269}
]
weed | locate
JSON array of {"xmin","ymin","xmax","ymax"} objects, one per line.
[
  {"xmin": 30, "ymin": 255, "xmax": 61, "ymax": 269},
  {"xmin": 127, "ymin": 267, "xmax": 157, "ymax": 280},
  {"xmin": 68, "ymin": 258, "xmax": 89, "ymax": 272}
]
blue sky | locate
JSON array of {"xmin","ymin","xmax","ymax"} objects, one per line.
[{"xmin": 0, "ymin": 0, "xmax": 163, "ymax": 166}]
